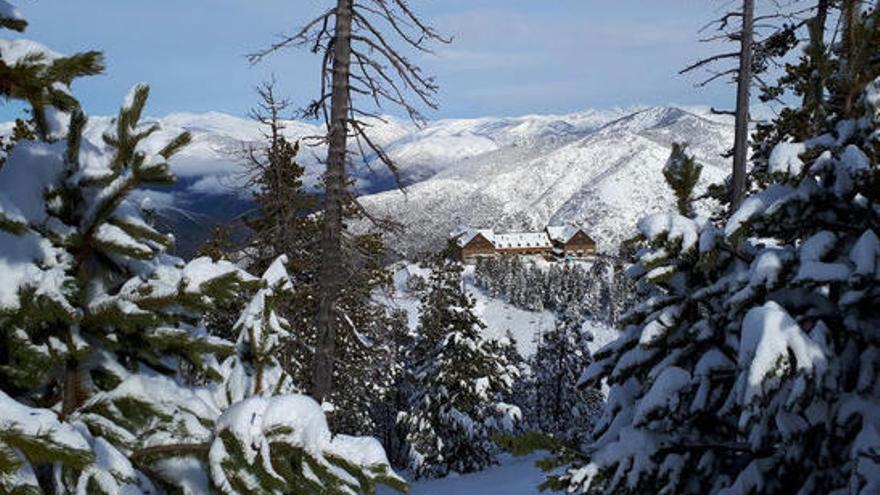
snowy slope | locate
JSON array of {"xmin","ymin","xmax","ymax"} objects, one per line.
[
  {"xmin": 382, "ymin": 263, "xmax": 618, "ymax": 359},
  {"xmin": 2, "ymin": 105, "xmax": 731, "ymax": 256},
  {"xmin": 79, "ymin": 112, "xmax": 413, "ymax": 195},
  {"xmin": 360, "ymin": 106, "xmax": 734, "ymax": 256},
  {"xmin": 382, "ymin": 264, "xmax": 558, "ymax": 357},
  {"xmin": 378, "ymin": 454, "xmax": 554, "ymax": 495}
]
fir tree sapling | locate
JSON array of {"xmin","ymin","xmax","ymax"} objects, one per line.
[{"xmin": 663, "ymin": 143, "xmax": 703, "ymax": 217}]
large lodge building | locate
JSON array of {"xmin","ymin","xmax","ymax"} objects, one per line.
[{"xmin": 451, "ymin": 225, "xmax": 597, "ymax": 262}]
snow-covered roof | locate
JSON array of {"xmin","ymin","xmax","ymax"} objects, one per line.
[
  {"xmin": 454, "ymin": 228, "xmax": 495, "ymax": 247},
  {"xmin": 546, "ymin": 225, "xmax": 582, "ymax": 244},
  {"xmin": 493, "ymin": 232, "xmax": 552, "ymax": 249}
]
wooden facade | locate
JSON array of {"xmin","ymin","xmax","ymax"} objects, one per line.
[
  {"xmin": 558, "ymin": 230, "xmax": 597, "ymax": 257},
  {"xmin": 456, "ymin": 232, "xmax": 497, "ymax": 261},
  {"xmin": 453, "ymin": 225, "xmax": 596, "ymax": 262}
]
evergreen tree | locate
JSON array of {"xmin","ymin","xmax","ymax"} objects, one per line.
[
  {"xmin": 216, "ymin": 255, "xmax": 298, "ymax": 406},
  {"xmin": 209, "ymin": 257, "xmax": 406, "ymax": 494},
  {"xmin": 0, "ymin": 3, "xmax": 103, "ymax": 140},
  {"xmin": 531, "ymin": 4, "xmax": 880, "ymax": 494},
  {"xmin": 371, "ymin": 308, "xmax": 414, "ymax": 468},
  {"xmin": 241, "ymin": 80, "xmax": 319, "ymax": 277},
  {"xmin": 527, "ymin": 306, "xmax": 603, "ymax": 442},
  {"xmin": 0, "ymin": 8, "xmax": 406, "ymax": 490},
  {"xmin": 663, "ymin": 143, "xmax": 703, "ymax": 217},
  {"xmin": 399, "ymin": 257, "xmax": 521, "ymax": 478},
  {"xmin": 0, "ymin": 78, "xmax": 229, "ymax": 492},
  {"xmin": 314, "ymin": 230, "xmax": 398, "ymax": 436}
]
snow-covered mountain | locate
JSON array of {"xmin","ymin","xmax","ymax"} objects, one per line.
[
  {"xmin": 360, "ymin": 106, "xmax": 734, "ymax": 256},
  {"xmin": 2, "ymin": 105, "xmax": 734, "ymax": 256}
]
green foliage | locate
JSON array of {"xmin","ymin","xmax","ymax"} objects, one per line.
[
  {"xmin": 399, "ymin": 256, "xmax": 520, "ymax": 479},
  {"xmin": 495, "ymin": 432, "xmax": 586, "ymax": 492},
  {"xmin": 209, "ymin": 396, "xmax": 408, "ymax": 495},
  {"xmin": 0, "ymin": 27, "xmax": 103, "ymax": 139},
  {"xmin": 547, "ymin": 5, "xmax": 880, "ymax": 494},
  {"xmin": 662, "ymin": 142, "xmax": 702, "ymax": 216}
]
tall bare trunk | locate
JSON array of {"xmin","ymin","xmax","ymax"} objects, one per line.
[
  {"xmin": 841, "ymin": 0, "xmax": 862, "ymax": 118},
  {"xmin": 731, "ymin": 0, "xmax": 754, "ymax": 210},
  {"xmin": 804, "ymin": 0, "xmax": 829, "ymax": 134},
  {"xmin": 313, "ymin": 0, "xmax": 353, "ymax": 402}
]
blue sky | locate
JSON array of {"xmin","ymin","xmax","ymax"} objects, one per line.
[{"xmin": 3, "ymin": 0, "xmax": 734, "ymax": 121}]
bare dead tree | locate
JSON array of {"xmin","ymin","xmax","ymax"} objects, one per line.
[
  {"xmin": 249, "ymin": 0, "xmax": 449, "ymax": 401},
  {"xmin": 680, "ymin": 1, "xmax": 816, "ymax": 209},
  {"xmin": 732, "ymin": 0, "xmax": 755, "ymax": 210}
]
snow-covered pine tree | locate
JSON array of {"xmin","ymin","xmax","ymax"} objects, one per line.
[
  {"xmin": 0, "ymin": 86, "xmax": 407, "ymax": 493},
  {"xmin": 0, "ymin": 2, "xmax": 103, "ymax": 141},
  {"xmin": 399, "ymin": 256, "xmax": 521, "ymax": 478},
  {"xmin": 542, "ymin": 4, "xmax": 880, "ymax": 494},
  {"xmin": 663, "ymin": 143, "xmax": 703, "ymax": 217},
  {"xmin": 0, "ymin": 76, "xmax": 253, "ymax": 492},
  {"xmin": 527, "ymin": 305, "xmax": 602, "ymax": 442},
  {"xmin": 535, "ymin": 110, "xmax": 737, "ymax": 495},
  {"xmin": 322, "ymin": 231, "xmax": 399, "ymax": 436},
  {"xmin": 216, "ymin": 255, "xmax": 297, "ymax": 406},
  {"xmin": 495, "ymin": 329, "xmax": 529, "ymax": 428},
  {"xmin": 370, "ymin": 308, "xmax": 414, "ymax": 468},
  {"xmin": 209, "ymin": 256, "xmax": 406, "ymax": 494},
  {"xmin": 0, "ymin": 9, "xmax": 407, "ymax": 489}
]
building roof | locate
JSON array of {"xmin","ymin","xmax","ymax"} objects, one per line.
[
  {"xmin": 493, "ymin": 232, "xmax": 552, "ymax": 249},
  {"xmin": 454, "ymin": 228, "xmax": 495, "ymax": 247},
  {"xmin": 546, "ymin": 225, "xmax": 582, "ymax": 244},
  {"xmin": 452, "ymin": 225, "xmax": 591, "ymax": 250}
]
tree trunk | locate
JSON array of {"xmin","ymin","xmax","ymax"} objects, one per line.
[
  {"xmin": 731, "ymin": 0, "xmax": 754, "ymax": 210},
  {"xmin": 804, "ymin": 0, "xmax": 829, "ymax": 135},
  {"xmin": 313, "ymin": 0, "xmax": 353, "ymax": 402},
  {"xmin": 60, "ymin": 358, "xmax": 84, "ymax": 420},
  {"xmin": 841, "ymin": 0, "xmax": 862, "ymax": 118}
]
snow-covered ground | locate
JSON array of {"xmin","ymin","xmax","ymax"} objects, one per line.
[
  {"xmin": 380, "ymin": 262, "xmax": 618, "ymax": 358},
  {"xmin": 360, "ymin": 106, "xmax": 734, "ymax": 256},
  {"xmin": 379, "ymin": 454, "xmax": 555, "ymax": 495}
]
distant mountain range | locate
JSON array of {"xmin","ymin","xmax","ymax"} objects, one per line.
[
  {"xmin": 359, "ymin": 106, "xmax": 735, "ymax": 257},
  {"xmin": 2, "ymin": 106, "xmax": 735, "ymax": 258}
]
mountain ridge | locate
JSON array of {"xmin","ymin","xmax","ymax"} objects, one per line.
[{"xmin": 1, "ymin": 105, "xmax": 734, "ymax": 257}]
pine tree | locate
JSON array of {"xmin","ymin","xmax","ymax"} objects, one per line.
[
  {"xmin": 527, "ymin": 306, "xmax": 602, "ymax": 442},
  {"xmin": 370, "ymin": 308, "xmax": 414, "ymax": 468},
  {"xmin": 0, "ymin": 4, "xmax": 103, "ymax": 140},
  {"xmin": 663, "ymin": 143, "xmax": 703, "ymax": 217},
  {"xmin": 399, "ymin": 257, "xmax": 521, "ymax": 478},
  {"xmin": 0, "ymin": 79, "xmax": 235, "ymax": 492},
  {"xmin": 209, "ymin": 256, "xmax": 406, "ymax": 494},
  {"xmin": 535, "ymin": 4, "xmax": 880, "ymax": 494},
  {"xmin": 216, "ymin": 255, "xmax": 298, "ymax": 405},
  {"xmin": 241, "ymin": 80, "xmax": 319, "ymax": 277},
  {"xmin": 0, "ymin": 8, "xmax": 407, "ymax": 489}
]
